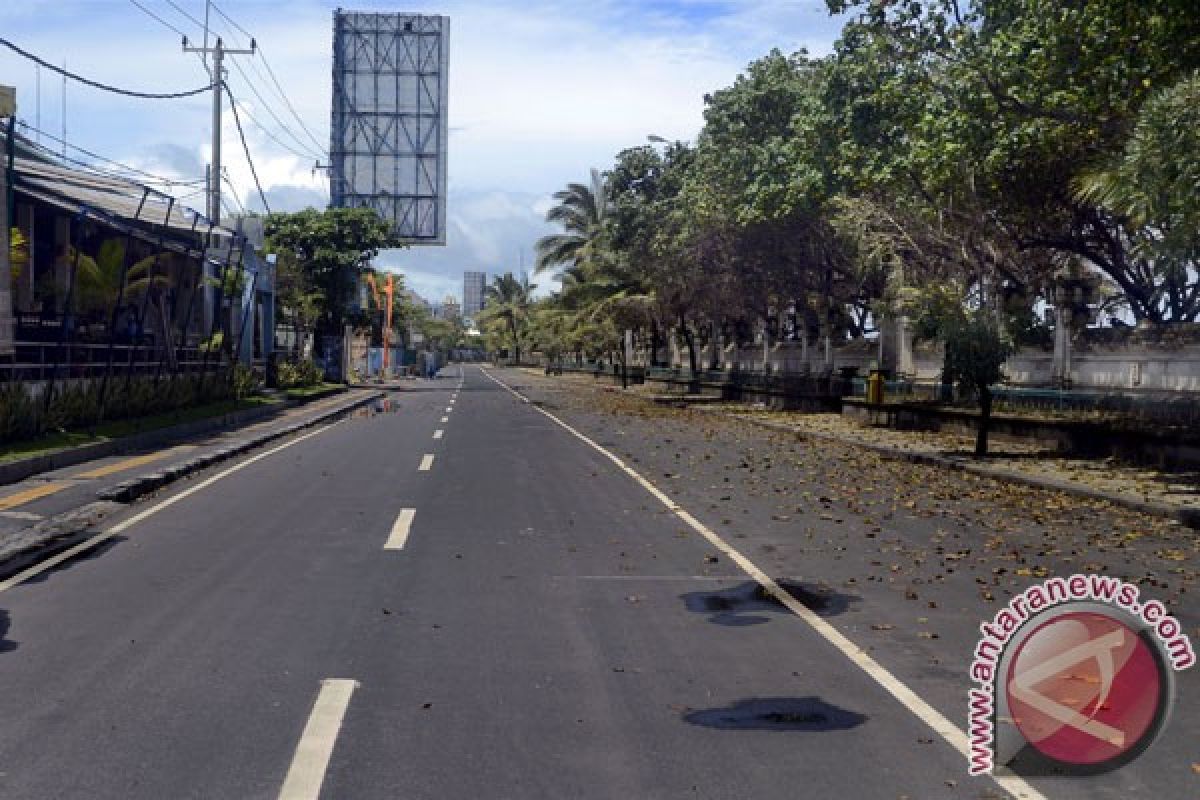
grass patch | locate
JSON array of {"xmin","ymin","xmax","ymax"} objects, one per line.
[{"xmin": 0, "ymin": 395, "xmax": 282, "ymax": 464}]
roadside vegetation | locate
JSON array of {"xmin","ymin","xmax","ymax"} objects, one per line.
[{"xmin": 501, "ymin": 2, "xmax": 1199, "ymax": 453}]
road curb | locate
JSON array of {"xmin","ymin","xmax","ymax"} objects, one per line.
[
  {"xmin": 698, "ymin": 408, "xmax": 1200, "ymax": 529},
  {"xmin": 96, "ymin": 390, "xmax": 385, "ymax": 503},
  {"xmin": 0, "ymin": 387, "xmax": 350, "ymax": 488},
  {"xmin": 0, "ymin": 390, "xmax": 385, "ymax": 583}
]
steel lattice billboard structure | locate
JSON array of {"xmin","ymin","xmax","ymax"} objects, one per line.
[{"xmin": 330, "ymin": 11, "xmax": 449, "ymax": 244}]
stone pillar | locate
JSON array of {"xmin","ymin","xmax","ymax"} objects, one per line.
[
  {"xmin": 1051, "ymin": 306, "xmax": 1073, "ymax": 387},
  {"xmin": 879, "ymin": 315, "xmax": 914, "ymax": 377}
]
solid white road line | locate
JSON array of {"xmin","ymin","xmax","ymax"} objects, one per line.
[
  {"xmin": 384, "ymin": 508, "xmax": 417, "ymax": 550},
  {"xmin": 0, "ymin": 423, "xmax": 341, "ymax": 594},
  {"xmin": 440, "ymin": 416, "xmax": 449, "ymax": 423},
  {"xmin": 479, "ymin": 368, "xmax": 1045, "ymax": 800},
  {"xmin": 418, "ymin": 454, "xmax": 435, "ymax": 471},
  {"xmin": 277, "ymin": 678, "xmax": 359, "ymax": 800},
  {"xmin": 433, "ymin": 429, "xmax": 444, "ymax": 439}
]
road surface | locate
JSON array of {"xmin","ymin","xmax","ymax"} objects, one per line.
[{"xmin": 0, "ymin": 366, "xmax": 1192, "ymax": 799}]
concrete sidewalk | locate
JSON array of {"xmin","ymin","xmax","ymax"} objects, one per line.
[
  {"xmin": 0, "ymin": 387, "xmax": 386, "ymax": 579},
  {"xmin": 529, "ymin": 369, "xmax": 1200, "ymax": 528}
]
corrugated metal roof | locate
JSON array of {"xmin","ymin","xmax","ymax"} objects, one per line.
[{"xmin": 5, "ymin": 137, "xmax": 240, "ymax": 257}]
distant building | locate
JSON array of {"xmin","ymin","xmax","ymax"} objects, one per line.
[
  {"xmin": 441, "ymin": 295, "xmax": 461, "ymax": 321},
  {"xmin": 464, "ymin": 271, "xmax": 486, "ymax": 317}
]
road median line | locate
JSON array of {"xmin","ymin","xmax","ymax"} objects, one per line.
[
  {"xmin": 384, "ymin": 509, "xmax": 416, "ymax": 550},
  {"xmin": 277, "ymin": 679, "xmax": 359, "ymax": 800}
]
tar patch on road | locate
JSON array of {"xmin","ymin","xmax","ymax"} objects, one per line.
[
  {"xmin": 681, "ymin": 580, "xmax": 857, "ymax": 626},
  {"xmin": 684, "ymin": 697, "xmax": 867, "ymax": 732}
]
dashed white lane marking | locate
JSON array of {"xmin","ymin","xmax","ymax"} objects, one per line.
[
  {"xmin": 433, "ymin": 429, "xmax": 444, "ymax": 440},
  {"xmin": 384, "ymin": 508, "xmax": 417, "ymax": 550},
  {"xmin": 0, "ymin": 423, "xmax": 340, "ymax": 594},
  {"xmin": 479, "ymin": 368, "xmax": 1045, "ymax": 800},
  {"xmin": 277, "ymin": 678, "xmax": 359, "ymax": 800},
  {"xmin": 445, "ymin": 406, "xmax": 453, "ymax": 413},
  {"xmin": 418, "ymin": 454, "xmax": 435, "ymax": 471},
  {"xmin": 440, "ymin": 416, "xmax": 449, "ymax": 423}
]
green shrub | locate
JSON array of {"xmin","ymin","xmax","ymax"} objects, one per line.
[
  {"xmin": 276, "ymin": 359, "xmax": 322, "ymax": 389},
  {"xmin": 229, "ymin": 364, "xmax": 260, "ymax": 400}
]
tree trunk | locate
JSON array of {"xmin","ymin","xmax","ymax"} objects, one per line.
[
  {"xmin": 975, "ymin": 385, "xmax": 993, "ymax": 457},
  {"xmin": 680, "ymin": 315, "xmax": 699, "ymax": 389},
  {"xmin": 508, "ymin": 317, "xmax": 519, "ymax": 365}
]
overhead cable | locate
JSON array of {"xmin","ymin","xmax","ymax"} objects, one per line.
[
  {"xmin": 222, "ymin": 81, "xmax": 272, "ymax": 215},
  {"xmin": 0, "ymin": 36, "xmax": 212, "ymax": 99}
]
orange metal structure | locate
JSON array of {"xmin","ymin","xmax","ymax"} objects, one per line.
[{"xmin": 365, "ymin": 272, "xmax": 397, "ymax": 372}]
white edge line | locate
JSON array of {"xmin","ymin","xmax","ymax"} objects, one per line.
[
  {"xmin": 384, "ymin": 508, "xmax": 416, "ymax": 550},
  {"xmin": 0, "ymin": 422, "xmax": 340, "ymax": 594},
  {"xmin": 478, "ymin": 367, "xmax": 1046, "ymax": 800},
  {"xmin": 418, "ymin": 454, "xmax": 435, "ymax": 471},
  {"xmin": 277, "ymin": 678, "xmax": 359, "ymax": 800}
]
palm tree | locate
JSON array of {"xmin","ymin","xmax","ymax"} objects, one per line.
[
  {"xmin": 480, "ymin": 272, "xmax": 536, "ymax": 364},
  {"xmin": 68, "ymin": 239, "xmax": 178, "ymax": 364},
  {"xmin": 534, "ymin": 168, "xmax": 609, "ymax": 277}
]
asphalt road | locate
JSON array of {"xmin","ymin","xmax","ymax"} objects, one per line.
[{"xmin": 0, "ymin": 366, "xmax": 1192, "ymax": 799}]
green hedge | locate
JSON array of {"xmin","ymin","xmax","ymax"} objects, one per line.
[{"xmin": 0, "ymin": 369, "xmax": 261, "ymax": 445}]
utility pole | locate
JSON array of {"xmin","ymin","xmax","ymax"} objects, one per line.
[{"xmin": 182, "ymin": 36, "xmax": 255, "ymax": 223}]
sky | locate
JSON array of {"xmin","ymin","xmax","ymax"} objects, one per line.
[{"xmin": 0, "ymin": 0, "xmax": 847, "ymax": 304}]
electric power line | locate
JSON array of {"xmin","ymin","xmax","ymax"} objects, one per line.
[
  {"xmin": 255, "ymin": 49, "xmax": 328, "ymax": 159},
  {"xmin": 152, "ymin": 1, "xmax": 324, "ymax": 163},
  {"xmin": 222, "ymin": 82, "xmax": 272, "ymax": 215},
  {"xmin": 15, "ymin": 119, "xmax": 207, "ymax": 187},
  {"xmin": 225, "ymin": 56, "xmax": 324, "ymax": 161},
  {"xmin": 0, "ymin": 36, "xmax": 212, "ymax": 99},
  {"xmin": 230, "ymin": 98, "xmax": 319, "ymax": 162},
  {"xmin": 163, "ymin": 0, "xmax": 207, "ymax": 31},
  {"xmin": 210, "ymin": 1, "xmax": 328, "ymax": 158},
  {"xmin": 127, "ymin": 0, "xmax": 187, "ymax": 38},
  {"xmin": 221, "ymin": 172, "xmax": 248, "ymax": 216}
]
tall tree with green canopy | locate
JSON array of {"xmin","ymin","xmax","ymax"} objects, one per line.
[
  {"xmin": 826, "ymin": 0, "xmax": 1200, "ymax": 321},
  {"xmin": 1074, "ymin": 69, "xmax": 1200, "ymax": 321},
  {"xmin": 264, "ymin": 207, "xmax": 400, "ymax": 335}
]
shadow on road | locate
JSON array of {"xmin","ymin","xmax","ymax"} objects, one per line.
[
  {"xmin": 683, "ymin": 697, "xmax": 867, "ymax": 732},
  {"xmin": 0, "ymin": 609, "xmax": 16, "ymax": 653},
  {"xmin": 20, "ymin": 535, "xmax": 127, "ymax": 586},
  {"xmin": 681, "ymin": 580, "xmax": 858, "ymax": 626}
]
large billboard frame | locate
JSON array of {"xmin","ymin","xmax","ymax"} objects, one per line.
[{"xmin": 330, "ymin": 11, "xmax": 449, "ymax": 245}]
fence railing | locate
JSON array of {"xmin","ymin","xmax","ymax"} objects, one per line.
[{"xmin": 1, "ymin": 341, "xmax": 220, "ymax": 382}]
